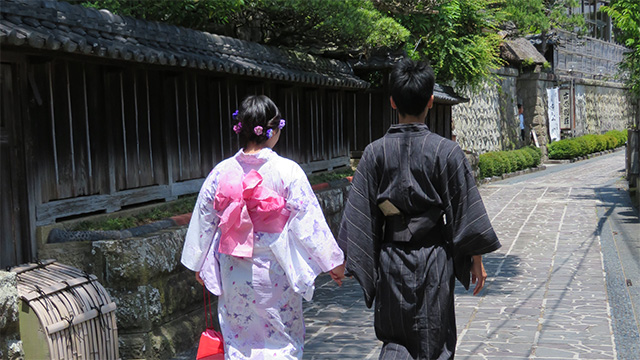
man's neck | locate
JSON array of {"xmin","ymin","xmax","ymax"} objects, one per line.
[{"xmin": 398, "ymin": 114, "xmax": 425, "ymax": 124}]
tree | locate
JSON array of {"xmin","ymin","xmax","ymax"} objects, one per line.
[
  {"xmin": 396, "ymin": 0, "xmax": 505, "ymax": 91},
  {"xmin": 496, "ymin": 0, "xmax": 586, "ymax": 54},
  {"xmin": 75, "ymin": 0, "xmax": 503, "ymax": 91},
  {"xmin": 603, "ymin": 0, "xmax": 640, "ymax": 97}
]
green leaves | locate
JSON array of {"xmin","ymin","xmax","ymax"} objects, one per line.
[
  {"xmin": 603, "ymin": 0, "xmax": 640, "ymax": 97},
  {"xmin": 400, "ymin": 0, "xmax": 504, "ymax": 91}
]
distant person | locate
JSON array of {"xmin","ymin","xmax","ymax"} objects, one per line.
[
  {"xmin": 338, "ymin": 58, "xmax": 501, "ymax": 359},
  {"xmin": 181, "ymin": 95, "xmax": 345, "ymax": 359},
  {"xmin": 518, "ymin": 103, "xmax": 525, "ymax": 141}
]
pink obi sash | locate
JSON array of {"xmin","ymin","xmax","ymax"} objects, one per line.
[{"xmin": 214, "ymin": 169, "xmax": 291, "ymax": 257}]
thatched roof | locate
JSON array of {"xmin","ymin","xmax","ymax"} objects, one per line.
[{"xmin": 501, "ymin": 37, "xmax": 547, "ymax": 65}]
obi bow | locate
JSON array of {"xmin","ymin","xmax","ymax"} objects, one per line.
[{"xmin": 214, "ymin": 169, "xmax": 291, "ymax": 257}]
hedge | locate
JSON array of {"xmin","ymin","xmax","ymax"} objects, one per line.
[
  {"xmin": 479, "ymin": 146, "xmax": 542, "ymax": 178},
  {"xmin": 548, "ymin": 130, "xmax": 627, "ymax": 160}
]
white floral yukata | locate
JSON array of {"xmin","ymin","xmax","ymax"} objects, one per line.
[{"xmin": 181, "ymin": 148, "xmax": 344, "ymax": 359}]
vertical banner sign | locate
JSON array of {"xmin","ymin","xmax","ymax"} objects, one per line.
[
  {"xmin": 558, "ymin": 88, "xmax": 572, "ymax": 129},
  {"xmin": 547, "ymin": 88, "xmax": 560, "ymax": 142}
]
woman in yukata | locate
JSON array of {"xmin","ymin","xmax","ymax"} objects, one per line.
[{"xmin": 181, "ymin": 95, "xmax": 346, "ymax": 359}]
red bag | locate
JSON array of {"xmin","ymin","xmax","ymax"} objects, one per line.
[
  {"xmin": 196, "ymin": 328, "xmax": 224, "ymax": 360},
  {"xmin": 197, "ymin": 286, "xmax": 225, "ymax": 360}
]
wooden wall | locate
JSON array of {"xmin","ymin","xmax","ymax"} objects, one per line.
[
  {"xmin": 15, "ymin": 55, "xmax": 356, "ymax": 228},
  {"xmin": 350, "ymin": 87, "xmax": 453, "ymax": 154}
]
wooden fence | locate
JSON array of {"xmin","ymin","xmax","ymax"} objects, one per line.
[{"xmin": 8, "ymin": 55, "xmax": 356, "ymax": 231}]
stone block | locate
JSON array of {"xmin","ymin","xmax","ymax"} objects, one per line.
[
  {"xmin": 0, "ymin": 272, "xmax": 18, "ymax": 333},
  {"xmin": 92, "ymin": 228, "xmax": 187, "ymax": 286},
  {"xmin": 38, "ymin": 241, "xmax": 94, "ymax": 272},
  {"xmin": 118, "ymin": 333, "xmax": 149, "ymax": 360},
  {"xmin": 109, "ymin": 286, "xmax": 154, "ymax": 332},
  {"xmin": 319, "ymin": 189, "xmax": 344, "ymax": 214},
  {"xmin": 148, "ymin": 270, "xmax": 201, "ymax": 325},
  {"xmin": 0, "ymin": 271, "xmax": 21, "ymax": 360}
]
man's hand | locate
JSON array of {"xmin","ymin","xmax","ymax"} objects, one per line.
[
  {"xmin": 195, "ymin": 271, "xmax": 204, "ymax": 286},
  {"xmin": 329, "ymin": 263, "xmax": 346, "ymax": 286},
  {"xmin": 470, "ymin": 255, "xmax": 487, "ymax": 296}
]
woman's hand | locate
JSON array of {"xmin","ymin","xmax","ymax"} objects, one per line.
[
  {"xmin": 329, "ymin": 263, "xmax": 346, "ymax": 286},
  {"xmin": 195, "ymin": 271, "xmax": 204, "ymax": 286}
]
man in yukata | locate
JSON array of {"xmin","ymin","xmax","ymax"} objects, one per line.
[{"xmin": 337, "ymin": 58, "xmax": 502, "ymax": 360}]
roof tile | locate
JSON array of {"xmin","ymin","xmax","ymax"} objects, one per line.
[{"xmin": 1, "ymin": 0, "xmax": 367, "ymax": 88}]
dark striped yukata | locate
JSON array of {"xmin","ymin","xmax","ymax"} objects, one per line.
[{"xmin": 338, "ymin": 123, "xmax": 501, "ymax": 360}]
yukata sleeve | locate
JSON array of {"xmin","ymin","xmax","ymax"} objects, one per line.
[
  {"xmin": 439, "ymin": 145, "xmax": 501, "ymax": 289},
  {"xmin": 269, "ymin": 162, "xmax": 344, "ymax": 301},
  {"xmin": 337, "ymin": 146, "xmax": 383, "ymax": 308},
  {"xmin": 180, "ymin": 169, "xmax": 220, "ymax": 272}
]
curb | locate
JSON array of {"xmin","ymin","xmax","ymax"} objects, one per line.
[{"xmin": 546, "ymin": 146, "xmax": 625, "ymax": 164}]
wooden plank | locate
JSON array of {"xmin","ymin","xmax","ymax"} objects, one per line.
[
  {"xmin": 118, "ymin": 184, "xmax": 171, "ymax": 206},
  {"xmin": 300, "ymin": 156, "xmax": 350, "ymax": 174},
  {"xmin": 84, "ymin": 63, "xmax": 109, "ymax": 197},
  {"xmin": 122, "ymin": 69, "xmax": 140, "ymax": 190},
  {"xmin": 171, "ymin": 178, "xmax": 205, "ymax": 197},
  {"xmin": 35, "ymin": 184, "xmax": 177, "ymax": 225},
  {"xmin": 148, "ymin": 70, "xmax": 166, "ymax": 186},
  {"xmin": 52, "ymin": 60, "xmax": 75, "ymax": 200},
  {"xmin": 104, "ymin": 70, "xmax": 119, "ymax": 195}
]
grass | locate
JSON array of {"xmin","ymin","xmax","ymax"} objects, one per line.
[{"xmin": 308, "ymin": 167, "xmax": 354, "ymax": 185}]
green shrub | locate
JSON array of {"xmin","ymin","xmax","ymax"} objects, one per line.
[
  {"xmin": 523, "ymin": 146, "xmax": 541, "ymax": 167},
  {"xmin": 479, "ymin": 146, "xmax": 542, "ymax": 178},
  {"xmin": 592, "ymin": 135, "xmax": 607, "ymax": 152},
  {"xmin": 499, "ymin": 152, "xmax": 513, "ymax": 172},
  {"xmin": 602, "ymin": 134, "xmax": 617, "ymax": 150},
  {"xmin": 478, "ymin": 153, "xmax": 496, "ymax": 178},
  {"xmin": 605, "ymin": 130, "xmax": 627, "ymax": 147},
  {"xmin": 519, "ymin": 149, "xmax": 534, "ymax": 168},
  {"xmin": 580, "ymin": 135, "xmax": 599, "ymax": 154},
  {"xmin": 549, "ymin": 139, "xmax": 578, "ymax": 159}
]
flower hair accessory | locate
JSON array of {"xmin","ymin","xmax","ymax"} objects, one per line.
[
  {"xmin": 278, "ymin": 119, "xmax": 286, "ymax": 129},
  {"xmin": 232, "ymin": 110, "xmax": 239, "ymax": 120},
  {"xmin": 254, "ymin": 126, "xmax": 263, "ymax": 136},
  {"xmin": 266, "ymin": 129, "xmax": 273, "ymax": 139},
  {"xmin": 233, "ymin": 122, "xmax": 242, "ymax": 134}
]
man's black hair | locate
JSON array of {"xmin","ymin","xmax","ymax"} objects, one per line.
[{"xmin": 389, "ymin": 58, "xmax": 435, "ymax": 117}]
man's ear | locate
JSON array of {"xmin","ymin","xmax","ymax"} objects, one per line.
[
  {"xmin": 390, "ymin": 96, "xmax": 397, "ymax": 109},
  {"xmin": 427, "ymin": 95, "xmax": 434, "ymax": 109}
]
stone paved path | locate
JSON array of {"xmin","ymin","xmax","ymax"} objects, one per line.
[{"xmin": 303, "ymin": 150, "xmax": 640, "ymax": 360}]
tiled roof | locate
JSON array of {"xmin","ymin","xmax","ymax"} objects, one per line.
[
  {"xmin": 0, "ymin": 0, "xmax": 368, "ymax": 89},
  {"xmin": 434, "ymin": 83, "xmax": 468, "ymax": 104}
]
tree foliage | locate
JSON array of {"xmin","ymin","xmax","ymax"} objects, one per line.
[
  {"xmin": 75, "ymin": 0, "xmax": 505, "ymax": 90},
  {"xmin": 75, "ymin": 0, "xmax": 243, "ymax": 29},
  {"xmin": 397, "ymin": 0, "xmax": 505, "ymax": 90},
  {"xmin": 496, "ymin": 0, "xmax": 585, "ymax": 37},
  {"xmin": 602, "ymin": 0, "xmax": 640, "ymax": 97}
]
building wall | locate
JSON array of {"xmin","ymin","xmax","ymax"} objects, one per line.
[
  {"xmin": 574, "ymin": 81, "xmax": 635, "ymax": 136},
  {"xmin": 452, "ymin": 68, "xmax": 634, "ymax": 161}
]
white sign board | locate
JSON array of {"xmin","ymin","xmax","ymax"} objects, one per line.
[{"xmin": 547, "ymin": 87, "xmax": 560, "ymax": 142}]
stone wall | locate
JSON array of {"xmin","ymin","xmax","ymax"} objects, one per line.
[
  {"xmin": 452, "ymin": 68, "xmax": 634, "ymax": 162},
  {"xmin": 574, "ymin": 80, "xmax": 636, "ymax": 136},
  {"xmin": 517, "ymin": 72, "xmax": 558, "ymax": 160},
  {"xmin": 452, "ymin": 68, "xmax": 520, "ymax": 154},
  {"xmin": 1, "ymin": 181, "xmax": 351, "ymax": 360},
  {"xmin": 0, "ymin": 272, "xmax": 21, "ymax": 360}
]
